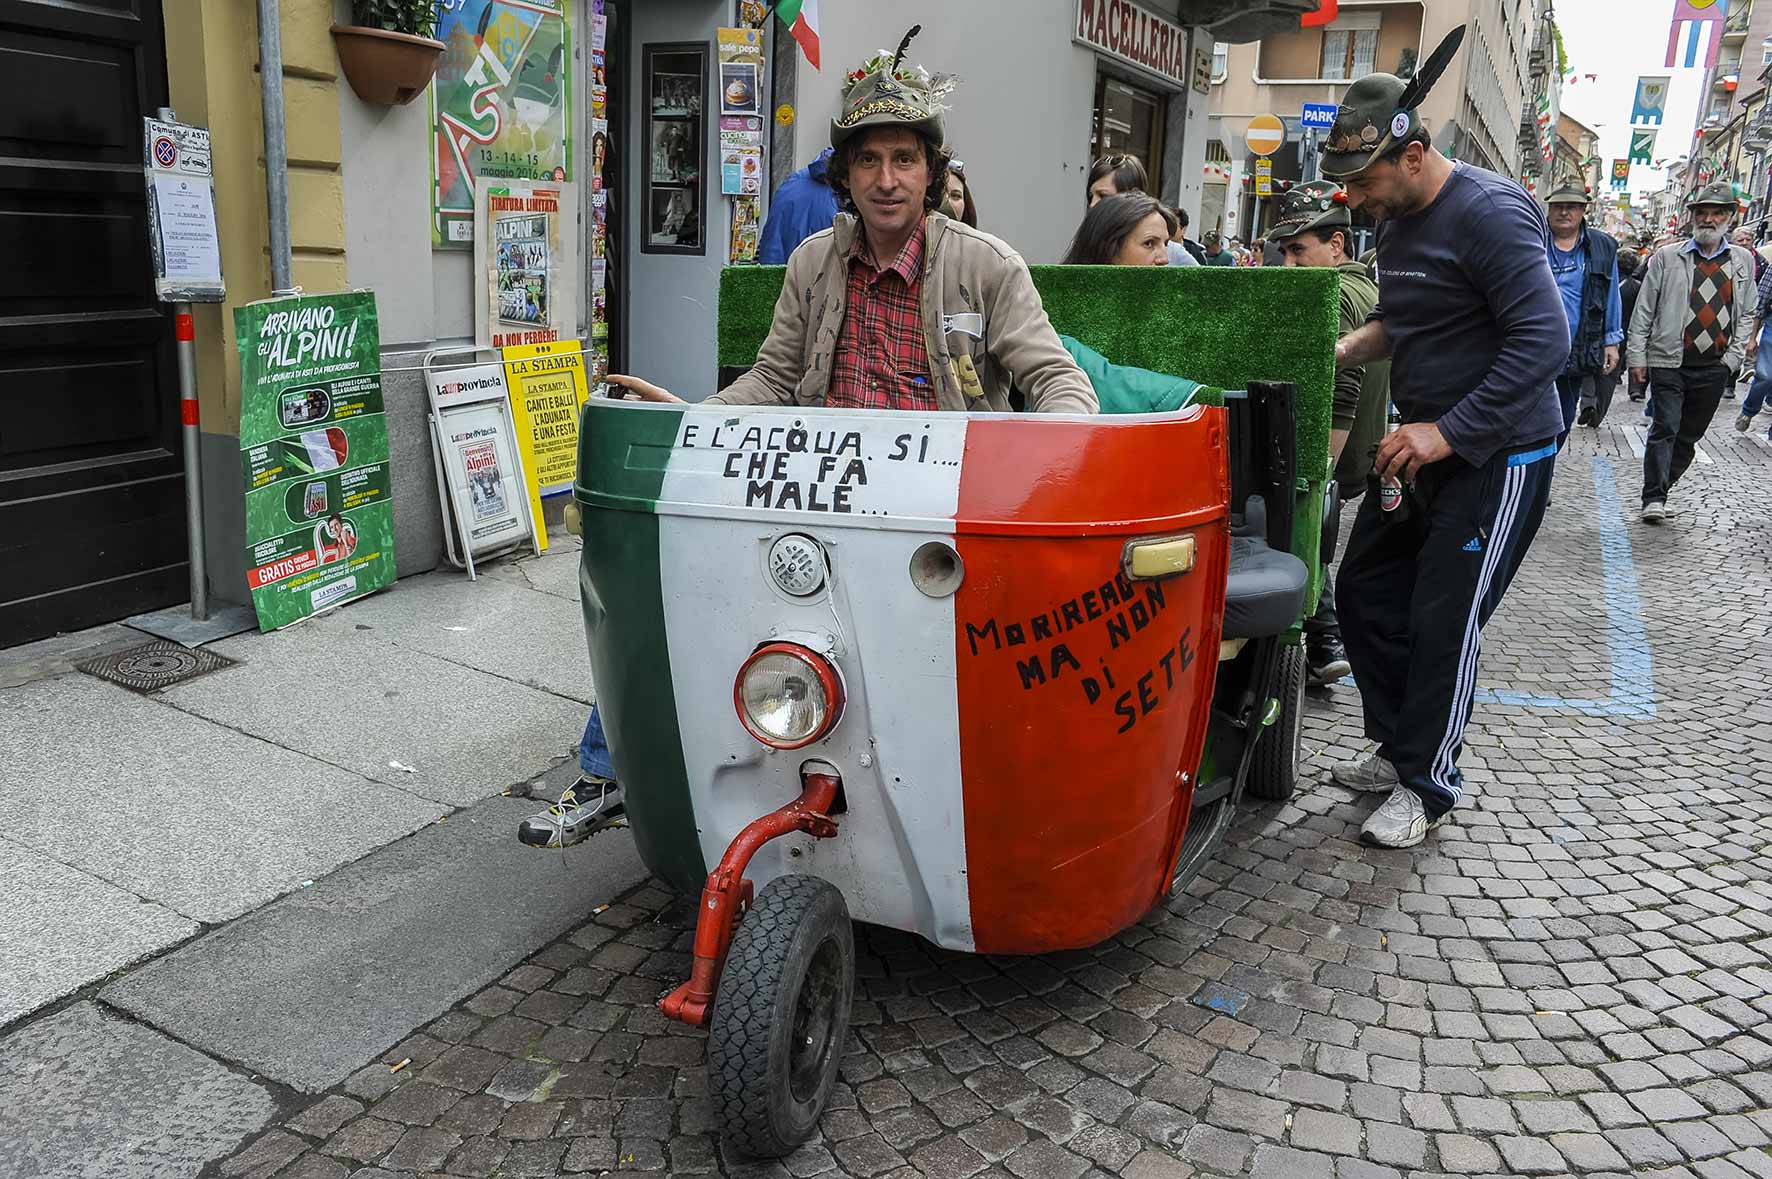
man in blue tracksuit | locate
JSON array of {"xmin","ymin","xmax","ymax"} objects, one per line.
[
  {"xmin": 758, "ymin": 147, "xmax": 839, "ymax": 265},
  {"xmin": 1318, "ymin": 30, "xmax": 1567, "ymax": 849},
  {"xmin": 1543, "ymin": 182, "xmax": 1623, "ymax": 435}
]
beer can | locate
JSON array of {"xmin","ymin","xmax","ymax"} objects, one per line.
[{"xmin": 1378, "ymin": 474, "xmax": 1403, "ymax": 512}]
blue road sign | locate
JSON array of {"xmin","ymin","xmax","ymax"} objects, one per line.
[{"xmin": 1301, "ymin": 103, "xmax": 1337, "ymax": 130}]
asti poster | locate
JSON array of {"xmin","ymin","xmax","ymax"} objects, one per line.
[
  {"xmin": 431, "ymin": 0, "xmax": 574, "ymax": 247},
  {"xmin": 233, "ymin": 292, "xmax": 395, "ymax": 630},
  {"xmin": 474, "ymin": 179, "xmax": 580, "ymax": 350}
]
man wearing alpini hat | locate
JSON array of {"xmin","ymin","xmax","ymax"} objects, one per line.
[
  {"xmin": 1543, "ymin": 179, "xmax": 1624, "ymax": 433},
  {"xmin": 609, "ymin": 28, "xmax": 1095, "ymax": 415},
  {"xmin": 1628, "ymin": 181, "xmax": 1756, "ymax": 522},
  {"xmin": 1311, "ymin": 29, "xmax": 1568, "ymax": 849},
  {"xmin": 1269, "ymin": 179, "xmax": 1389, "ymax": 689}
]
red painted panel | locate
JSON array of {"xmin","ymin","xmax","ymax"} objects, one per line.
[{"xmin": 952, "ymin": 410, "xmax": 1230, "ymax": 954}]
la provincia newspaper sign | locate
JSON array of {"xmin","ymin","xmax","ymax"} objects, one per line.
[{"xmin": 1074, "ymin": 0, "xmax": 1190, "ymax": 90}]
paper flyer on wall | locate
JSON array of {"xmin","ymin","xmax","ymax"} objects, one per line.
[
  {"xmin": 430, "ymin": 0, "xmax": 573, "ymax": 247},
  {"xmin": 233, "ymin": 291, "xmax": 394, "ymax": 630},
  {"xmin": 143, "ymin": 117, "xmax": 224, "ymax": 302},
  {"xmin": 474, "ymin": 180, "xmax": 579, "ymax": 350}
]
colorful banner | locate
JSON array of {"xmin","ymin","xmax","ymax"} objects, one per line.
[
  {"xmin": 1612, "ymin": 159, "xmax": 1631, "ymax": 191},
  {"xmin": 1631, "ymin": 76, "xmax": 1671, "ymax": 125},
  {"xmin": 1630, "ymin": 127, "xmax": 1658, "ymax": 164},
  {"xmin": 234, "ymin": 292, "xmax": 394, "ymax": 630},
  {"xmin": 431, "ymin": 0, "xmax": 574, "ymax": 247},
  {"xmin": 1667, "ymin": 0, "xmax": 1728, "ymax": 70}
]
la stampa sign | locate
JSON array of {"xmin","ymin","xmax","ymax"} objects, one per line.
[{"xmin": 1075, "ymin": 0, "xmax": 1190, "ymax": 89}]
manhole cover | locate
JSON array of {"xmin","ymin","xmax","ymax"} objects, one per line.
[{"xmin": 78, "ymin": 640, "xmax": 236, "ymax": 693}]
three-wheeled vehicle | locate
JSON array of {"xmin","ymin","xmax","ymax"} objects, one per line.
[{"xmin": 572, "ymin": 264, "xmax": 1339, "ymax": 1157}]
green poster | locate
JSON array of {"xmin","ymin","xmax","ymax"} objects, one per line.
[{"xmin": 234, "ymin": 291, "xmax": 396, "ymax": 630}]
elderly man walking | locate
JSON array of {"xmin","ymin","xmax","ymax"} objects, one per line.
[
  {"xmin": 1628, "ymin": 182, "xmax": 1758, "ymax": 523},
  {"xmin": 1543, "ymin": 181, "xmax": 1623, "ymax": 434}
]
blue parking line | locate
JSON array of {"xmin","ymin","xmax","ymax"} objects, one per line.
[{"xmin": 1474, "ymin": 454, "xmax": 1656, "ymax": 718}]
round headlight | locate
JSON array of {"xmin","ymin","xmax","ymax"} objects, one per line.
[{"xmin": 734, "ymin": 643, "xmax": 844, "ymax": 749}]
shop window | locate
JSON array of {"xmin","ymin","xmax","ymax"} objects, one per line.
[
  {"xmin": 1091, "ymin": 75, "xmax": 1165, "ymax": 183},
  {"xmin": 643, "ymin": 42, "xmax": 708, "ymax": 255}
]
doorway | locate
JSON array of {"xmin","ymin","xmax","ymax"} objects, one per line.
[{"xmin": 1091, "ymin": 73, "xmax": 1166, "ymax": 180}]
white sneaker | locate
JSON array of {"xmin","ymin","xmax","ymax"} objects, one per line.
[
  {"xmin": 1641, "ymin": 500, "xmax": 1666, "ymax": 523},
  {"xmin": 1331, "ymin": 751, "xmax": 1399, "ymax": 793},
  {"xmin": 1360, "ymin": 786, "xmax": 1441, "ymax": 849}
]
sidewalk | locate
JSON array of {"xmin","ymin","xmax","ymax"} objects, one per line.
[{"xmin": 0, "ymin": 540, "xmax": 648, "ymax": 1177}]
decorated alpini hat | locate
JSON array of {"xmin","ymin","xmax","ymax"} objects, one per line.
[
  {"xmin": 1546, "ymin": 179, "xmax": 1592, "ymax": 205},
  {"xmin": 1268, "ymin": 180, "xmax": 1351, "ymax": 241},
  {"xmin": 830, "ymin": 25, "xmax": 957, "ymax": 150},
  {"xmin": 1321, "ymin": 26, "xmax": 1465, "ymax": 179},
  {"xmin": 1686, "ymin": 180, "xmax": 1739, "ymax": 209}
]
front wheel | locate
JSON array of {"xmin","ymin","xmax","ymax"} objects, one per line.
[
  {"xmin": 1247, "ymin": 642, "xmax": 1306, "ymax": 802},
  {"xmin": 709, "ymin": 874, "xmax": 854, "ymax": 1158}
]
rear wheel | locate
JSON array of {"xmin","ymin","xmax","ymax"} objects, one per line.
[
  {"xmin": 1247, "ymin": 642, "xmax": 1306, "ymax": 801},
  {"xmin": 709, "ymin": 874, "xmax": 854, "ymax": 1158}
]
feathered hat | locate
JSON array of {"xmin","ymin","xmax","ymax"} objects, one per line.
[
  {"xmin": 830, "ymin": 25, "xmax": 959, "ymax": 149},
  {"xmin": 1320, "ymin": 26, "xmax": 1465, "ymax": 179}
]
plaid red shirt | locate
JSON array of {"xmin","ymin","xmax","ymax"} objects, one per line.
[{"xmin": 826, "ymin": 220, "xmax": 936, "ymax": 411}]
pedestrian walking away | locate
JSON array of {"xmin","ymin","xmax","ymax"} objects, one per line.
[
  {"xmin": 1319, "ymin": 26, "xmax": 1566, "ymax": 849},
  {"xmin": 1628, "ymin": 181, "xmax": 1757, "ymax": 522},
  {"xmin": 1736, "ymin": 237, "xmax": 1772, "ymax": 437},
  {"xmin": 1269, "ymin": 178, "xmax": 1392, "ymax": 687},
  {"xmin": 1543, "ymin": 180, "xmax": 1623, "ymax": 437}
]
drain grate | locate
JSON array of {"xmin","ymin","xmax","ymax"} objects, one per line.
[{"xmin": 78, "ymin": 640, "xmax": 236, "ymax": 693}]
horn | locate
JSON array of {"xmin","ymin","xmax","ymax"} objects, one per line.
[
  {"xmin": 1397, "ymin": 24, "xmax": 1466, "ymax": 113},
  {"xmin": 891, "ymin": 25, "xmax": 922, "ymax": 71}
]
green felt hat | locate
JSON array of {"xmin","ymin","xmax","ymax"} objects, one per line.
[
  {"xmin": 1268, "ymin": 180, "xmax": 1351, "ymax": 240},
  {"xmin": 1546, "ymin": 181, "xmax": 1591, "ymax": 206},
  {"xmin": 830, "ymin": 26, "xmax": 953, "ymax": 150},
  {"xmin": 1321, "ymin": 26, "xmax": 1464, "ymax": 179},
  {"xmin": 1686, "ymin": 180, "xmax": 1739, "ymax": 210}
]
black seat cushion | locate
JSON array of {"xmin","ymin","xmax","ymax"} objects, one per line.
[{"xmin": 1224, "ymin": 534, "xmax": 1309, "ymax": 640}]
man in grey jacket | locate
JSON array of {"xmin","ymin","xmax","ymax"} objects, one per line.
[
  {"xmin": 1628, "ymin": 182, "xmax": 1757, "ymax": 522},
  {"xmin": 609, "ymin": 32, "xmax": 1095, "ymax": 416}
]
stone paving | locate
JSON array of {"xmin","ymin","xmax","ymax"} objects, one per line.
[{"xmin": 214, "ymin": 423, "xmax": 1772, "ymax": 1178}]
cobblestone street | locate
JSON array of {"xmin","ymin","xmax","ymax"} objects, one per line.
[{"xmin": 135, "ymin": 426, "xmax": 1772, "ymax": 1177}]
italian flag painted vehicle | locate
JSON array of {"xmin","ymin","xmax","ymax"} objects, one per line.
[{"xmin": 575, "ymin": 398, "xmax": 1230, "ymax": 956}]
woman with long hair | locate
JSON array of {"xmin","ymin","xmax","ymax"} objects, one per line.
[
  {"xmin": 942, "ymin": 157, "xmax": 978, "ymax": 227},
  {"xmin": 1062, "ymin": 192, "xmax": 1177, "ymax": 266}
]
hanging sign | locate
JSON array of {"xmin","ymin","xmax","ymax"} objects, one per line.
[
  {"xmin": 1254, "ymin": 157, "xmax": 1273, "ymax": 197},
  {"xmin": 430, "ymin": 0, "xmax": 574, "ymax": 246},
  {"xmin": 1301, "ymin": 103, "xmax": 1337, "ymax": 130},
  {"xmin": 234, "ymin": 292, "xmax": 395, "ymax": 630},
  {"xmin": 1631, "ymin": 75, "xmax": 1671, "ymax": 125},
  {"xmin": 1630, "ymin": 127, "xmax": 1658, "ymax": 164},
  {"xmin": 475, "ymin": 180, "xmax": 580, "ymax": 350},
  {"xmin": 1073, "ymin": 0, "xmax": 1189, "ymax": 89},
  {"xmin": 143, "ymin": 117, "xmax": 224, "ymax": 302}
]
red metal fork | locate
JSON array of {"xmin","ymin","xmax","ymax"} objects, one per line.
[{"xmin": 658, "ymin": 770, "xmax": 841, "ymax": 1027}]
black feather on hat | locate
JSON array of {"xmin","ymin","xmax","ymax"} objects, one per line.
[{"xmin": 1320, "ymin": 25, "xmax": 1466, "ymax": 179}]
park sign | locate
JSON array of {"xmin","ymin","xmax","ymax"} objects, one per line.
[
  {"xmin": 1245, "ymin": 114, "xmax": 1286, "ymax": 158},
  {"xmin": 1074, "ymin": 0, "xmax": 1190, "ymax": 88},
  {"xmin": 1301, "ymin": 103, "xmax": 1337, "ymax": 130}
]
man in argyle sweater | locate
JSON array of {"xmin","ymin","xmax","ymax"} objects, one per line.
[{"xmin": 1627, "ymin": 182, "xmax": 1759, "ymax": 523}]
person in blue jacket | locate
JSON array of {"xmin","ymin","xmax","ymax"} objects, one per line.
[
  {"xmin": 1543, "ymin": 182, "xmax": 1623, "ymax": 434},
  {"xmin": 757, "ymin": 147, "xmax": 839, "ymax": 264}
]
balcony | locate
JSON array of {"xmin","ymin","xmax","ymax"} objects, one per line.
[{"xmin": 1724, "ymin": 2, "xmax": 1750, "ymax": 40}]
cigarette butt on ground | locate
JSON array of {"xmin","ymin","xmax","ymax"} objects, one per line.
[
  {"xmin": 389, "ymin": 1058, "xmax": 411, "ymax": 1073},
  {"xmin": 593, "ymin": 904, "xmax": 610, "ymax": 915}
]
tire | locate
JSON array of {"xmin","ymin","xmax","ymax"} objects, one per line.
[
  {"xmin": 709, "ymin": 874, "xmax": 854, "ymax": 1159},
  {"xmin": 1247, "ymin": 642, "xmax": 1306, "ymax": 801}
]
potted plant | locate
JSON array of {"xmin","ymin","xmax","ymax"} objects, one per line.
[{"xmin": 332, "ymin": 0, "xmax": 445, "ymax": 106}]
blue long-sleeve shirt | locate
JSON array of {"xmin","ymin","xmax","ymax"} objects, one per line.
[
  {"xmin": 759, "ymin": 149, "xmax": 839, "ymax": 265},
  {"xmin": 1548, "ymin": 228, "xmax": 1624, "ymax": 347},
  {"xmin": 1369, "ymin": 162, "xmax": 1566, "ymax": 467}
]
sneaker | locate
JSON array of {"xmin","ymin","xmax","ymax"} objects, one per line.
[
  {"xmin": 518, "ymin": 777, "xmax": 627, "ymax": 848},
  {"xmin": 1738, "ymin": 413, "xmax": 1755, "ymax": 432},
  {"xmin": 1641, "ymin": 500, "xmax": 1666, "ymax": 523},
  {"xmin": 1331, "ymin": 751, "xmax": 1399, "ymax": 793},
  {"xmin": 1360, "ymin": 786, "xmax": 1443, "ymax": 849},
  {"xmin": 1575, "ymin": 407, "xmax": 1593, "ymax": 427},
  {"xmin": 1307, "ymin": 638, "xmax": 1352, "ymax": 686}
]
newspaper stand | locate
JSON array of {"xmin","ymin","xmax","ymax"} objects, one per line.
[{"xmin": 424, "ymin": 347, "xmax": 541, "ymax": 580}]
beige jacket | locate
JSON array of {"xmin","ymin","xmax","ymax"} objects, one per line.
[
  {"xmin": 1627, "ymin": 241, "xmax": 1758, "ymax": 374},
  {"xmin": 711, "ymin": 211, "xmax": 1097, "ymax": 414}
]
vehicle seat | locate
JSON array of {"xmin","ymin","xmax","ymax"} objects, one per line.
[{"xmin": 1224, "ymin": 496, "xmax": 1309, "ymax": 640}]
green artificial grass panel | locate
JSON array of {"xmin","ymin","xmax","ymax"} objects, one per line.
[{"xmin": 716, "ymin": 264, "xmax": 1337, "ymax": 612}]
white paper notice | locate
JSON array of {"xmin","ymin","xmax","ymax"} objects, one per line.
[{"xmin": 152, "ymin": 173, "xmax": 222, "ymax": 284}]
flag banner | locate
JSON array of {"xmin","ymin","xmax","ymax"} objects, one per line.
[
  {"xmin": 1630, "ymin": 127, "xmax": 1658, "ymax": 163},
  {"xmin": 1613, "ymin": 159, "xmax": 1632, "ymax": 181},
  {"xmin": 1631, "ymin": 75, "xmax": 1671, "ymax": 124},
  {"xmin": 1667, "ymin": 0, "xmax": 1729, "ymax": 70}
]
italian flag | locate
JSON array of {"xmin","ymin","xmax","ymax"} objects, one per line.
[
  {"xmin": 776, "ymin": 0, "xmax": 820, "ymax": 69},
  {"xmin": 575, "ymin": 400, "xmax": 1229, "ymax": 955}
]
